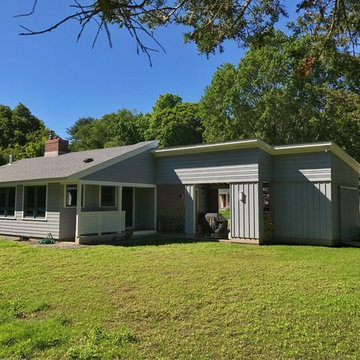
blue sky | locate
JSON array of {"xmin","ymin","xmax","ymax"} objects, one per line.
[{"xmin": 0, "ymin": 1, "xmax": 297, "ymax": 139}]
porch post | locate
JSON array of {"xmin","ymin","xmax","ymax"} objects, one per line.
[
  {"xmin": 118, "ymin": 185, "xmax": 123, "ymax": 233},
  {"xmin": 132, "ymin": 187, "xmax": 136, "ymax": 228},
  {"xmin": 154, "ymin": 186, "xmax": 157, "ymax": 230},
  {"xmin": 75, "ymin": 181, "xmax": 82, "ymax": 242},
  {"xmin": 185, "ymin": 184, "xmax": 196, "ymax": 236}
]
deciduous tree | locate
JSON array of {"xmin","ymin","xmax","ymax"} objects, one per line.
[
  {"xmin": 0, "ymin": 103, "xmax": 49, "ymax": 165},
  {"xmin": 201, "ymin": 31, "xmax": 360, "ymax": 159},
  {"xmin": 67, "ymin": 109, "xmax": 145, "ymax": 151},
  {"xmin": 145, "ymin": 94, "xmax": 204, "ymax": 147}
]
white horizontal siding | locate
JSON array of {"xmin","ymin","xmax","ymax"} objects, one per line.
[
  {"xmin": 82, "ymin": 151, "xmax": 155, "ymax": 184},
  {"xmin": 272, "ymin": 153, "xmax": 332, "ymax": 182},
  {"xmin": 156, "ymin": 149, "xmax": 261, "ymax": 184},
  {"xmin": 331, "ymin": 154, "xmax": 359, "ymax": 186},
  {"xmin": 78, "ymin": 211, "xmax": 125, "ymax": 236},
  {"xmin": 175, "ymin": 164, "xmax": 258, "ymax": 183},
  {"xmin": 0, "ymin": 184, "xmax": 61, "ymax": 239},
  {"xmin": 258, "ymin": 151, "xmax": 272, "ymax": 181}
]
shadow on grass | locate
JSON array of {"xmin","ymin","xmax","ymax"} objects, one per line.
[{"xmin": 111, "ymin": 235, "xmax": 218, "ymax": 247}]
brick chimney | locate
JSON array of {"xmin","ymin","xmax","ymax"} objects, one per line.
[{"xmin": 44, "ymin": 137, "xmax": 69, "ymax": 157}]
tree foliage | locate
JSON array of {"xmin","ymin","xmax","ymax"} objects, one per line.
[
  {"xmin": 144, "ymin": 94, "xmax": 204, "ymax": 147},
  {"xmin": 67, "ymin": 110, "xmax": 145, "ymax": 151},
  {"xmin": 67, "ymin": 94, "xmax": 204, "ymax": 150},
  {"xmin": 201, "ymin": 30, "xmax": 360, "ymax": 159},
  {"xmin": 17, "ymin": 1, "xmax": 360, "ymax": 63},
  {"xmin": 0, "ymin": 103, "xmax": 49, "ymax": 165}
]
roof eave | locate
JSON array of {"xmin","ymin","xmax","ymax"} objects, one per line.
[
  {"xmin": 153, "ymin": 139, "xmax": 273, "ymax": 157},
  {"xmin": 153, "ymin": 139, "xmax": 360, "ymax": 175}
]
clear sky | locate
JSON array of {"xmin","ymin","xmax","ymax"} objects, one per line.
[{"xmin": 0, "ymin": 1, "xmax": 296, "ymax": 139}]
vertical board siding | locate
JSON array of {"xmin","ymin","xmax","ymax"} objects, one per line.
[
  {"xmin": 330, "ymin": 154, "xmax": 359, "ymax": 242},
  {"xmin": 271, "ymin": 181, "xmax": 332, "ymax": 241},
  {"xmin": 185, "ymin": 185, "xmax": 195, "ymax": 234},
  {"xmin": 230, "ymin": 183, "xmax": 260, "ymax": 239},
  {"xmin": 339, "ymin": 188, "xmax": 360, "ymax": 241},
  {"xmin": 0, "ymin": 183, "xmax": 61, "ymax": 239}
]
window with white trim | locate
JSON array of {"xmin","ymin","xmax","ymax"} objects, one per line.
[
  {"xmin": 65, "ymin": 184, "xmax": 85, "ymax": 207},
  {"xmin": 24, "ymin": 186, "xmax": 46, "ymax": 218},
  {"xmin": 100, "ymin": 186, "xmax": 116, "ymax": 207},
  {"xmin": 0, "ymin": 187, "xmax": 15, "ymax": 217}
]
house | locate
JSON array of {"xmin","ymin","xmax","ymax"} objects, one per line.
[
  {"xmin": 218, "ymin": 188, "xmax": 230, "ymax": 211},
  {"xmin": 0, "ymin": 137, "xmax": 359, "ymax": 246}
]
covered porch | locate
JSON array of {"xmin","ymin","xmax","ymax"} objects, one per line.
[
  {"xmin": 156, "ymin": 183, "xmax": 230, "ymax": 238},
  {"xmin": 60, "ymin": 181, "xmax": 157, "ymax": 244}
]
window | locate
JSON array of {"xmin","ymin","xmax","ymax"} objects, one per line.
[
  {"xmin": 65, "ymin": 184, "xmax": 84, "ymax": 207},
  {"xmin": 220, "ymin": 194, "xmax": 227, "ymax": 208},
  {"xmin": 24, "ymin": 186, "xmax": 46, "ymax": 218},
  {"xmin": 66, "ymin": 185, "xmax": 77, "ymax": 207},
  {"xmin": 0, "ymin": 187, "xmax": 15, "ymax": 217},
  {"xmin": 101, "ymin": 186, "xmax": 116, "ymax": 207}
]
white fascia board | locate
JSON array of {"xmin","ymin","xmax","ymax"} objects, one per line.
[
  {"xmin": 272, "ymin": 142, "xmax": 333, "ymax": 154},
  {"xmin": 0, "ymin": 178, "xmax": 67, "ymax": 187},
  {"xmin": 328, "ymin": 143, "xmax": 360, "ymax": 174},
  {"xmin": 153, "ymin": 138, "xmax": 360, "ymax": 175},
  {"xmin": 153, "ymin": 139, "xmax": 273, "ymax": 157},
  {"xmin": 274, "ymin": 142, "xmax": 360, "ymax": 174},
  {"xmin": 67, "ymin": 141, "xmax": 159, "ymax": 180},
  {"xmin": 80, "ymin": 180, "xmax": 156, "ymax": 188}
]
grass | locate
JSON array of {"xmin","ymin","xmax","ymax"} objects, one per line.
[
  {"xmin": 219, "ymin": 208, "xmax": 230, "ymax": 220},
  {"xmin": 220, "ymin": 209, "xmax": 231, "ymax": 228},
  {"xmin": 1, "ymin": 238, "xmax": 360, "ymax": 359}
]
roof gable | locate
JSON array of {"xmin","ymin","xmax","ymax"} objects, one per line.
[{"xmin": 0, "ymin": 141, "xmax": 158, "ymax": 184}]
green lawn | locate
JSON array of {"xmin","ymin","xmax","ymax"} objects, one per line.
[{"xmin": 1, "ymin": 238, "xmax": 360, "ymax": 359}]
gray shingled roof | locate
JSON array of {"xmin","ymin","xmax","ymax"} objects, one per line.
[{"xmin": 0, "ymin": 141, "xmax": 156, "ymax": 183}]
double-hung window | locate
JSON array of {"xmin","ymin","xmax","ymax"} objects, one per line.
[
  {"xmin": 0, "ymin": 187, "xmax": 15, "ymax": 217},
  {"xmin": 24, "ymin": 186, "xmax": 46, "ymax": 219}
]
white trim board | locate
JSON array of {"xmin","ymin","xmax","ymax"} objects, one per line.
[{"xmin": 79, "ymin": 180, "xmax": 157, "ymax": 188}]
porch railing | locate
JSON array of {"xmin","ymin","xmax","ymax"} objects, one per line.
[{"xmin": 78, "ymin": 211, "xmax": 126, "ymax": 236}]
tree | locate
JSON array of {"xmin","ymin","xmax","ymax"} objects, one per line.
[
  {"xmin": 0, "ymin": 103, "xmax": 49, "ymax": 165},
  {"xmin": 17, "ymin": 1, "xmax": 360, "ymax": 63},
  {"xmin": 67, "ymin": 109, "xmax": 145, "ymax": 151},
  {"xmin": 66, "ymin": 117, "xmax": 97, "ymax": 151},
  {"xmin": 145, "ymin": 94, "xmax": 204, "ymax": 147},
  {"xmin": 66, "ymin": 117, "xmax": 96, "ymax": 139},
  {"xmin": 201, "ymin": 31, "xmax": 360, "ymax": 159}
]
